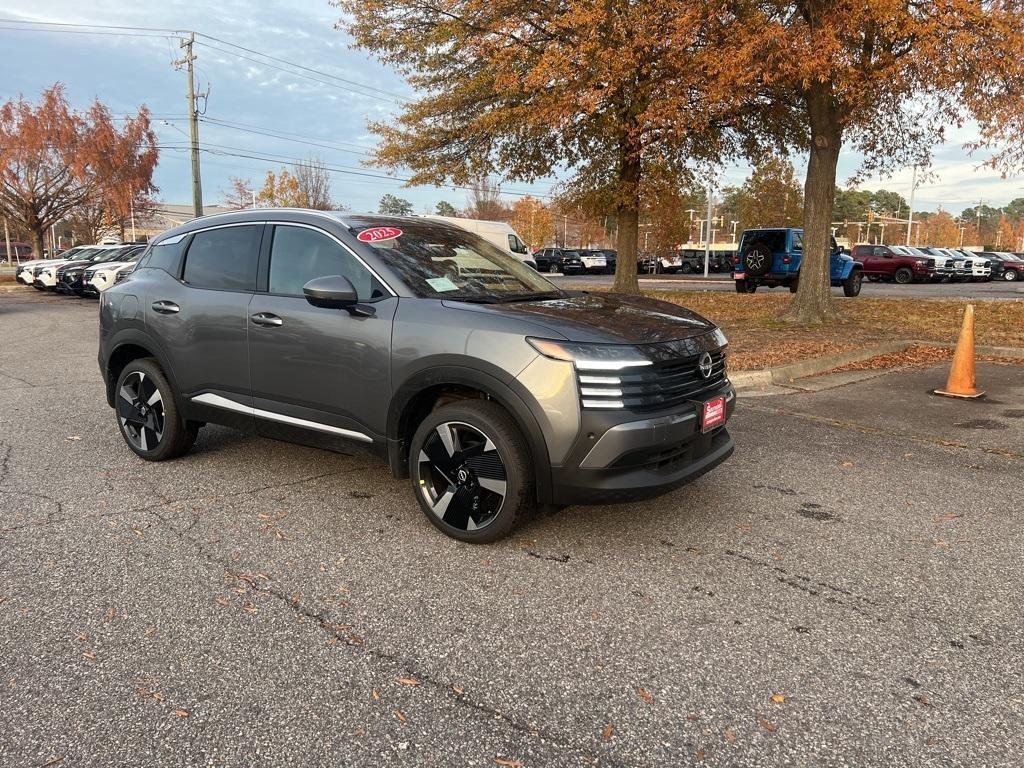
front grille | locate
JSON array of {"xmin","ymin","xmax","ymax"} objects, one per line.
[{"xmin": 578, "ymin": 350, "xmax": 727, "ymax": 411}]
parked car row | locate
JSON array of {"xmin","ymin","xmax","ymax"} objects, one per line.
[
  {"xmin": 15, "ymin": 243, "xmax": 145, "ymax": 295},
  {"xmin": 533, "ymin": 247, "xmax": 618, "ymax": 274},
  {"xmin": 850, "ymin": 244, "xmax": 1024, "ymax": 283},
  {"xmin": 637, "ymin": 249, "xmax": 733, "ymax": 275}
]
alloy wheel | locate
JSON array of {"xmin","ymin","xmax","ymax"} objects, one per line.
[
  {"xmin": 117, "ymin": 371, "xmax": 165, "ymax": 451},
  {"xmin": 417, "ymin": 421, "xmax": 507, "ymax": 532}
]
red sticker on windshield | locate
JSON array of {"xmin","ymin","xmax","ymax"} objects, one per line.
[{"xmin": 357, "ymin": 226, "xmax": 402, "ymax": 243}]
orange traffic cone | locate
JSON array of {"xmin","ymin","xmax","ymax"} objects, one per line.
[{"xmin": 934, "ymin": 304, "xmax": 985, "ymax": 399}]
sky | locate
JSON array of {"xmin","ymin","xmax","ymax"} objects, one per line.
[{"xmin": 2, "ymin": 1, "xmax": 1022, "ymax": 218}]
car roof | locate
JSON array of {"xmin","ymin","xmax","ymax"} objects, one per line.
[{"xmin": 153, "ymin": 208, "xmax": 469, "ymax": 244}]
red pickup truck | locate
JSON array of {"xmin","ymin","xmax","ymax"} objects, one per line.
[{"xmin": 851, "ymin": 244, "xmax": 951, "ymax": 283}]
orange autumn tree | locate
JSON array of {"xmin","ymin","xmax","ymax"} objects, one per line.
[
  {"xmin": 720, "ymin": 0, "xmax": 1024, "ymax": 322},
  {"xmin": 0, "ymin": 85, "xmax": 157, "ymax": 256},
  {"xmin": 336, "ymin": 0, "xmax": 741, "ymax": 293},
  {"xmin": 508, "ymin": 196, "xmax": 554, "ymax": 250}
]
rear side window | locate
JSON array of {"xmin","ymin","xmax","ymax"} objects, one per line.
[
  {"xmin": 182, "ymin": 225, "xmax": 260, "ymax": 291},
  {"xmin": 142, "ymin": 239, "xmax": 188, "ymax": 276}
]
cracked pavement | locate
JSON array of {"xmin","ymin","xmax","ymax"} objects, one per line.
[{"xmin": 1, "ymin": 291, "xmax": 1023, "ymax": 766}]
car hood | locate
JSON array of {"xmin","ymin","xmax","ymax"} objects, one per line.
[{"xmin": 444, "ymin": 291, "xmax": 716, "ymax": 344}]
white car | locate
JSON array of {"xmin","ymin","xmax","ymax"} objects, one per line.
[
  {"xmin": 954, "ymin": 250, "xmax": 992, "ymax": 281},
  {"xmin": 16, "ymin": 246, "xmax": 90, "ymax": 284},
  {"xmin": 32, "ymin": 244, "xmax": 125, "ymax": 289},
  {"xmin": 83, "ymin": 246, "xmax": 146, "ymax": 295},
  {"xmin": 579, "ymin": 251, "xmax": 607, "ymax": 273},
  {"xmin": 422, "ymin": 215, "xmax": 538, "ymax": 269}
]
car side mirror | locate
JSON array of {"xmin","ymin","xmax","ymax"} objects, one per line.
[{"xmin": 303, "ymin": 275, "xmax": 359, "ymax": 309}]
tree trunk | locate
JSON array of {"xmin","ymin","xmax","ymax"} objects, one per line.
[
  {"xmin": 784, "ymin": 82, "xmax": 843, "ymax": 324},
  {"xmin": 613, "ymin": 143, "xmax": 642, "ymax": 294},
  {"xmin": 30, "ymin": 227, "xmax": 46, "ymax": 259}
]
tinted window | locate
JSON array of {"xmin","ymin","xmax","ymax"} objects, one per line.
[
  {"xmin": 508, "ymin": 234, "xmax": 527, "ymax": 254},
  {"xmin": 791, "ymin": 232, "xmax": 804, "ymax": 251},
  {"xmin": 268, "ymin": 225, "xmax": 384, "ymax": 301},
  {"xmin": 182, "ymin": 226, "xmax": 260, "ymax": 291},
  {"xmin": 143, "ymin": 238, "xmax": 189, "ymax": 276}
]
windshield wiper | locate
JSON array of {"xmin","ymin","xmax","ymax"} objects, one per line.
[{"xmin": 492, "ymin": 292, "xmax": 562, "ymax": 303}]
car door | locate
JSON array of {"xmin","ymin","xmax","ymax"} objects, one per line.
[
  {"xmin": 247, "ymin": 222, "xmax": 398, "ymax": 452},
  {"xmin": 144, "ymin": 224, "xmax": 261, "ymax": 430}
]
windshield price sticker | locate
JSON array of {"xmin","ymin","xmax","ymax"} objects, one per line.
[
  {"xmin": 357, "ymin": 227, "xmax": 403, "ymax": 243},
  {"xmin": 426, "ymin": 277, "xmax": 459, "ymax": 292}
]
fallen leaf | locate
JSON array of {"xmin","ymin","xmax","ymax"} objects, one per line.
[
  {"xmin": 494, "ymin": 759, "xmax": 522, "ymax": 768},
  {"xmin": 686, "ymin": 713, "xmax": 700, "ymax": 722},
  {"xmin": 39, "ymin": 756, "xmax": 65, "ymax": 767},
  {"xmin": 173, "ymin": 709, "xmax": 189, "ymax": 718},
  {"xmin": 66, "ymin": 435, "xmax": 82, "ymax": 441},
  {"xmin": 770, "ymin": 693, "xmax": 785, "ymax": 704},
  {"xmin": 104, "ymin": 606, "xmax": 117, "ymax": 622},
  {"xmin": 452, "ymin": 685, "xmax": 465, "ymax": 695},
  {"xmin": 695, "ymin": 750, "xmax": 706, "ymax": 761},
  {"xmin": 82, "ymin": 651, "xmax": 97, "ymax": 661},
  {"xmin": 840, "ymin": 461, "xmax": 855, "ymax": 468},
  {"xmin": 393, "ymin": 709, "xmax": 407, "ymax": 722},
  {"xmin": 758, "ymin": 717, "xmax": 777, "ymax": 733},
  {"xmin": 137, "ymin": 687, "xmax": 164, "ymax": 702},
  {"xmin": 724, "ymin": 729, "xmax": 737, "ymax": 743},
  {"xmin": 397, "ymin": 677, "xmax": 420, "ymax": 687},
  {"xmin": 601, "ymin": 723, "xmax": 615, "ymax": 742},
  {"xmin": 591, "ymin": 611, "xmax": 601, "ymax": 620},
  {"xmin": 371, "ymin": 689, "xmax": 380, "ymax": 700},
  {"xmin": 74, "ymin": 632, "xmax": 88, "ymax": 642},
  {"xmin": 215, "ymin": 596, "xmax": 229, "ymax": 607},
  {"xmin": 636, "ymin": 687, "xmax": 654, "ymax": 704}
]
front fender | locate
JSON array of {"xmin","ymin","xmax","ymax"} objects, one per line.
[{"xmin": 387, "ymin": 361, "xmax": 555, "ymax": 505}]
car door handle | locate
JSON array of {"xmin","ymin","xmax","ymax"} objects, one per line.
[
  {"xmin": 250, "ymin": 312, "xmax": 283, "ymax": 328},
  {"xmin": 151, "ymin": 300, "xmax": 180, "ymax": 314}
]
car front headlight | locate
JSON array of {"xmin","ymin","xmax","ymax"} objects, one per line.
[{"xmin": 526, "ymin": 338, "xmax": 654, "ymax": 371}]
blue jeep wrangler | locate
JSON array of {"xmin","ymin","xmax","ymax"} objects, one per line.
[{"xmin": 732, "ymin": 228, "xmax": 864, "ymax": 297}]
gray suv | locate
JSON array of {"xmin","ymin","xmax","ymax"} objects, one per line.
[{"xmin": 99, "ymin": 210, "xmax": 735, "ymax": 542}]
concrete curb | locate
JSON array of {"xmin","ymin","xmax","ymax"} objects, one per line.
[
  {"xmin": 731, "ymin": 341, "xmax": 913, "ymax": 389},
  {"xmin": 731, "ymin": 340, "xmax": 1024, "ymax": 391}
]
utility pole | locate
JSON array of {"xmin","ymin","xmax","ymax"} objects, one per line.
[
  {"xmin": 130, "ymin": 198, "xmax": 137, "ymax": 241},
  {"xmin": 175, "ymin": 33, "xmax": 205, "ymax": 218},
  {"xmin": 703, "ymin": 181, "xmax": 714, "ymax": 278},
  {"xmin": 905, "ymin": 164, "xmax": 917, "ymax": 246}
]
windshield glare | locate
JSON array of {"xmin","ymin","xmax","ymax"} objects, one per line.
[{"xmin": 357, "ymin": 223, "xmax": 560, "ymax": 301}]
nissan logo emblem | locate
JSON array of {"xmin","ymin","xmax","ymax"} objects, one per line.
[{"xmin": 698, "ymin": 352, "xmax": 714, "ymax": 379}]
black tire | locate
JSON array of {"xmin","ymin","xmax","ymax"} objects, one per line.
[
  {"xmin": 1005, "ymin": 269, "xmax": 1019, "ymax": 282},
  {"xmin": 742, "ymin": 243, "xmax": 772, "ymax": 277},
  {"xmin": 681, "ymin": 263, "xmax": 693, "ymax": 274},
  {"xmin": 893, "ymin": 267, "xmax": 914, "ymax": 284},
  {"xmin": 409, "ymin": 400, "xmax": 534, "ymax": 543},
  {"xmin": 735, "ymin": 279, "xmax": 757, "ymax": 294},
  {"xmin": 843, "ymin": 269, "xmax": 863, "ymax": 297},
  {"xmin": 114, "ymin": 358, "xmax": 198, "ymax": 461},
  {"xmin": 788, "ymin": 279, "xmax": 799, "ymax": 294}
]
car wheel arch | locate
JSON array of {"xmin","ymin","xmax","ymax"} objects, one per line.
[
  {"xmin": 387, "ymin": 366, "xmax": 553, "ymax": 505},
  {"xmin": 104, "ymin": 334, "xmax": 181, "ymax": 410}
]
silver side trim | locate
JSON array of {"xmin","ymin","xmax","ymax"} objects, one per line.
[{"xmin": 190, "ymin": 393, "xmax": 373, "ymax": 443}]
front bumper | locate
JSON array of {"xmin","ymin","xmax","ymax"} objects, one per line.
[{"xmin": 549, "ymin": 387, "xmax": 736, "ymax": 505}]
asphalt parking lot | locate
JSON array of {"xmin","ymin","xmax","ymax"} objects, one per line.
[
  {"xmin": 553, "ymin": 273, "xmax": 1024, "ymax": 299},
  {"xmin": 2, "ymin": 291, "xmax": 1023, "ymax": 767}
]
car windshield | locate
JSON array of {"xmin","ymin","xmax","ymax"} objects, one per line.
[{"xmin": 355, "ymin": 222, "xmax": 561, "ymax": 302}]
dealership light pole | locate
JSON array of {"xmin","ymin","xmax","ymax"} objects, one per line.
[
  {"xmin": 905, "ymin": 164, "xmax": 917, "ymax": 246},
  {"xmin": 703, "ymin": 181, "xmax": 714, "ymax": 278}
]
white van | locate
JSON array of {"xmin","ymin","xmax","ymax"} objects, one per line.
[{"xmin": 423, "ymin": 215, "xmax": 537, "ymax": 270}]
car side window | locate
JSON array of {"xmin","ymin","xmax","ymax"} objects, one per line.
[
  {"xmin": 268, "ymin": 225, "xmax": 385, "ymax": 301},
  {"xmin": 141, "ymin": 239, "xmax": 189, "ymax": 277},
  {"xmin": 791, "ymin": 232, "xmax": 804, "ymax": 251},
  {"xmin": 182, "ymin": 226, "xmax": 260, "ymax": 291}
]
